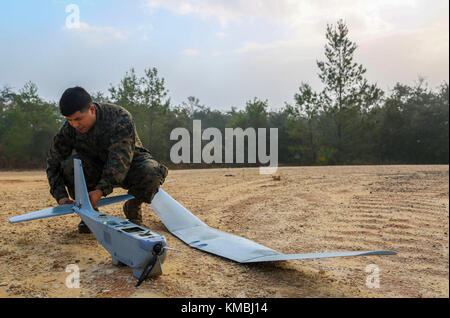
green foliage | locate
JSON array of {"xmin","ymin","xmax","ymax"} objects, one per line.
[
  {"xmin": 315, "ymin": 19, "xmax": 383, "ymax": 163},
  {"xmin": 374, "ymin": 79, "xmax": 449, "ymax": 163},
  {"xmin": 228, "ymin": 97, "xmax": 269, "ymax": 129},
  {"xmin": 286, "ymin": 83, "xmax": 320, "ymax": 163},
  {"xmin": 108, "ymin": 67, "xmax": 172, "ymax": 161},
  {"xmin": 0, "ymin": 82, "xmax": 61, "ymax": 168}
]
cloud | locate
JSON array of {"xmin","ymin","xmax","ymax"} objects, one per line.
[
  {"xmin": 233, "ymin": 40, "xmax": 294, "ymax": 54},
  {"xmin": 62, "ymin": 22, "xmax": 129, "ymax": 44},
  {"xmin": 145, "ymin": 0, "xmax": 301, "ymax": 27},
  {"xmin": 357, "ymin": 20, "xmax": 449, "ymax": 87},
  {"xmin": 144, "ymin": 0, "xmax": 428, "ymax": 31},
  {"xmin": 181, "ymin": 49, "xmax": 200, "ymax": 56},
  {"xmin": 136, "ymin": 24, "xmax": 154, "ymax": 41},
  {"xmin": 137, "ymin": 24, "xmax": 154, "ymax": 32},
  {"xmin": 144, "ymin": 0, "xmax": 448, "ymax": 45},
  {"xmin": 216, "ymin": 32, "xmax": 228, "ymax": 38}
]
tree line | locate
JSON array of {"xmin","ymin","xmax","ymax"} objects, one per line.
[{"xmin": 0, "ymin": 20, "xmax": 448, "ymax": 169}]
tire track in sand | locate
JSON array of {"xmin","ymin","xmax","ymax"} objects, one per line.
[{"xmin": 316, "ymin": 168, "xmax": 448, "ymax": 297}]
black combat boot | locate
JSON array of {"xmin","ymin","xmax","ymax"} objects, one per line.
[
  {"xmin": 78, "ymin": 220, "xmax": 91, "ymax": 234},
  {"xmin": 123, "ymin": 198, "xmax": 144, "ymax": 225}
]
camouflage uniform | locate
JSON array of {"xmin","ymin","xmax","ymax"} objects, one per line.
[{"xmin": 46, "ymin": 103, "xmax": 168, "ymax": 207}]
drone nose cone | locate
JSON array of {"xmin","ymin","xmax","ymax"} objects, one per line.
[{"xmin": 153, "ymin": 242, "xmax": 163, "ymax": 255}]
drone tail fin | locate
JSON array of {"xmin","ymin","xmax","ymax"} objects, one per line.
[{"xmin": 73, "ymin": 158, "xmax": 94, "ymax": 211}]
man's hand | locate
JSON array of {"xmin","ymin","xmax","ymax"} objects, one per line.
[
  {"xmin": 88, "ymin": 189, "xmax": 103, "ymax": 209},
  {"xmin": 58, "ymin": 197, "xmax": 74, "ymax": 205}
]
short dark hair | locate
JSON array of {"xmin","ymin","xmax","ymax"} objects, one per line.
[{"xmin": 59, "ymin": 86, "xmax": 92, "ymax": 116}]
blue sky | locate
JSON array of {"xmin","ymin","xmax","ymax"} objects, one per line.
[{"xmin": 0, "ymin": 0, "xmax": 448, "ymax": 110}]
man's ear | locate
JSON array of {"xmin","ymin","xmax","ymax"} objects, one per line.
[{"xmin": 89, "ymin": 104, "xmax": 95, "ymax": 115}]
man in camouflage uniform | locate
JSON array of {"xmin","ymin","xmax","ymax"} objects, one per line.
[{"xmin": 46, "ymin": 86, "xmax": 168, "ymax": 233}]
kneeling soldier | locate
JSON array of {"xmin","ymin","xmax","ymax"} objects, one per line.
[{"xmin": 46, "ymin": 87, "xmax": 168, "ymax": 233}]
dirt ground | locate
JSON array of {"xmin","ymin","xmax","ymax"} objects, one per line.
[{"xmin": 0, "ymin": 165, "xmax": 448, "ymax": 298}]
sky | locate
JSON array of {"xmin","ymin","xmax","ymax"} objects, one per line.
[{"xmin": 0, "ymin": 0, "xmax": 448, "ymax": 111}]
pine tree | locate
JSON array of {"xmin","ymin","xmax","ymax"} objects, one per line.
[
  {"xmin": 317, "ymin": 19, "xmax": 383, "ymax": 163},
  {"xmin": 108, "ymin": 67, "xmax": 171, "ymax": 160}
]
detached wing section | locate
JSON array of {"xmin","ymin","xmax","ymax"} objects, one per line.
[
  {"xmin": 150, "ymin": 189, "xmax": 396, "ymax": 263},
  {"xmin": 150, "ymin": 188, "xmax": 206, "ymax": 232},
  {"xmin": 240, "ymin": 250, "xmax": 396, "ymax": 263}
]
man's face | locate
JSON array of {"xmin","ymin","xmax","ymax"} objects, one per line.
[{"xmin": 66, "ymin": 104, "xmax": 96, "ymax": 134}]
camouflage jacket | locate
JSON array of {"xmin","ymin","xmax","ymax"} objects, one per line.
[{"xmin": 46, "ymin": 103, "xmax": 151, "ymax": 201}]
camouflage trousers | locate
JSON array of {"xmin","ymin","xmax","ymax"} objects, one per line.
[{"xmin": 61, "ymin": 153, "xmax": 168, "ymax": 204}]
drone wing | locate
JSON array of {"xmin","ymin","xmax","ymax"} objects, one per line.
[
  {"xmin": 150, "ymin": 189, "xmax": 396, "ymax": 263},
  {"xmin": 8, "ymin": 195, "xmax": 133, "ymax": 224},
  {"xmin": 8, "ymin": 204, "xmax": 75, "ymax": 224}
]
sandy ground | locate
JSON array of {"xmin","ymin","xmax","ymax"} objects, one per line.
[{"xmin": 0, "ymin": 165, "xmax": 448, "ymax": 298}]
